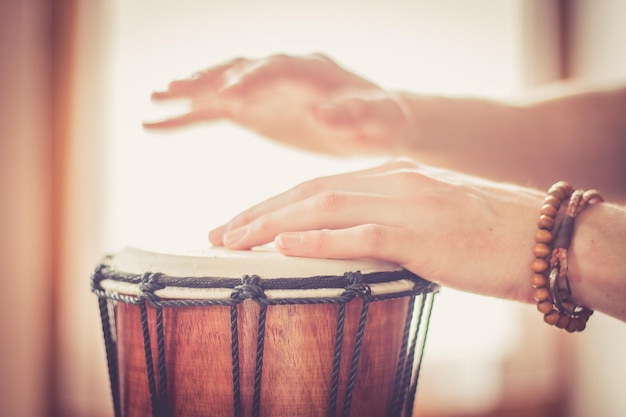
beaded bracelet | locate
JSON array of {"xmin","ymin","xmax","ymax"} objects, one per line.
[{"xmin": 530, "ymin": 181, "xmax": 603, "ymax": 332}]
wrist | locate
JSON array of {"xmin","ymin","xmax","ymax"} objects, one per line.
[{"xmin": 568, "ymin": 202, "xmax": 626, "ymax": 321}]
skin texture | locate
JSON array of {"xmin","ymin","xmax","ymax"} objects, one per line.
[{"xmin": 145, "ymin": 53, "xmax": 626, "ymax": 322}]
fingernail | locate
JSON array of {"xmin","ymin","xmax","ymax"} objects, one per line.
[
  {"xmin": 208, "ymin": 226, "xmax": 227, "ymax": 246},
  {"xmin": 275, "ymin": 233, "xmax": 303, "ymax": 250},
  {"xmin": 223, "ymin": 226, "xmax": 249, "ymax": 247}
]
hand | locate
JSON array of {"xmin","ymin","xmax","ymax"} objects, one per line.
[
  {"xmin": 144, "ymin": 53, "xmax": 411, "ymax": 155},
  {"xmin": 209, "ymin": 159, "xmax": 544, "ymax": 303}
]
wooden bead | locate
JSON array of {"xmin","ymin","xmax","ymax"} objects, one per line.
[
  {"xmin": 540, "ymin": 204, "xmax": 558, "ymax": 218},
  {"xmin": 530, "ymin": 258, "xmax": 548, "ymax": 273},
  {"xmin": 532, "ymin": 182, "xmax": 594, "ymax": 332},
  {"xmin": 531, "ymin": 273, "xmax": 548, "ymax": 288},
  {"xmin": 560, "ymin": 301, "xmax": 575, "ymax": 315},
  {"xmin": 537, "ymin": 215, "xmax": 555, "ymax": 230},
  {"xmin": 555, "ymin": 313, "xmax": 570, "ymax": 329},
  {"xmin": 533, "ymin": 286, "xmax": 551, "ymax": 302},
  {"xmin": 535, "ymin": 229, "xmax": 553, "ymax": 244},
  {"xmin": 575, "ymin": 309, "xmax": 588, "ymax": 319},
  {"xmin": 532, "ymin": 243, "xmax": 551, "ymax": 258},
  {"xmin": 549, "ymin": 187, "xmax": 568, "ymax": 201},
  {"xmin": 543, "ymin": 195, "xmax": 561, "ymax": 209},
  {"xmin": 548, "ymin": 181, "xmax": 572, "ymax": 197},
  {"xmin": 574, "ymin": 318, "xmax": 587, "ymax": 332},
  {"xmin": 566, "ymin": 318, "xmax": 580, "ymax": 333},
  {"xmin": 537, "ymin": 300, "xmax": 554, "ymax": 314},
  {"xmin": 544, "ymin": 310, "xmax": 561, "ymax": 325}
]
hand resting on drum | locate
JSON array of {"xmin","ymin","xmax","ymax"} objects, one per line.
[{"xmin": 207, "ymin": 159, "xmax": 626, "ymax": 323}]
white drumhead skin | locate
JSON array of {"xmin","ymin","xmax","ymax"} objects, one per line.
[{"xmin": 110, "ymin": 245, "xmax": 402, "ymax": 279}]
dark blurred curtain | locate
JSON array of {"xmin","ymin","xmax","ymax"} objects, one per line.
[{"xmin": 0, "ymin": 1, "xmax": 78, "ymax": 416}]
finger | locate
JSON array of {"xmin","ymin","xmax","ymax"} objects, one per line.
[
  {"xmin": 274, "ymin": 224, "xmax": 413, "ymax": 266},
  {"xmin": 152, "ymin": 58, "xmax": 249, "ymax": 100},
  {"xmin": 208, "ymin": 162, "xmax": 411, "ymax": 245},
  {"xmin": 221, "ymin": 191, "xmax": 408, "ymax": 250},
  {"xmin": 151, "ymin": 79, "xmax": 199, "ymax": 100},
  {"xmin": 142, "ymin": 111, "xmax": 211, "ymax": 130}
]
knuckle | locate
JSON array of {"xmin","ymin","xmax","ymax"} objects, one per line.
[
  {"xmin": 293, "ymin": 177, "xmax": 322, "ymax": 199},
  {"xmin": 360, "ymin": 224, "xmax": 388, "ymax": 251},
  {"xmin": 231, "ymin": 207, "xmax": 256, "ymax": 228},
  {"xmin": 229, "ymin": 57, "xmax": 250, "ymax": 70},
  {"xmin": 251, "ymin": 214, "xmax": 273, "ymax": 234},
  {"xmin": 314, "ymin": 191, "xmax": 345, "ymax": 212},
  {"xmin": 270, "ymin": 53, "xmax": 290, "ymax": 62},
  {"xmin": 310, "ymin": 229, "xmax": 332, "ymax": 252},
  {"xmin": 392, "ymin": 170, "xmax": 422, "ymax": 190},
  {"xmin": 310, "ymin": 52, "xmax": 332, "ymax": 62},
  {"xmin": 386, "ymin": 158, "xmax": 418, "ymax": 171}
]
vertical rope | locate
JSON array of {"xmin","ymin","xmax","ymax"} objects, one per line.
[
  {"xmin": 328, "ymin": 303, "xmax": 346, "ymax": 417},
  {"xmin": 98, "ymin": 298, "xmax": 122, "ymax": 417},
  {"xmin": 404, "ymin": 292, "xmax": 437, "ymax": 417},
  {"xmin": 341, "ymin": 299, "xmax": 370, "ymax": 417},
  {"xmin": 140, "ymin": 302, "xmax": 159, "ymax": 417},
  {"xmin": 230, "ymin": 304, "xmax": 242, "ymax": 417},
  {"xmin": 399, "ymin": 295, "xmax": 426, "ymax": 417},
  {"xmin": 155, "ymin": 308, "xmax": 170, "ymax": 417},
  {"xmin": 389, "ymin": 295, "xmax": 416, "ymax": 417},
  {"xmin": 252, "ymin": 303, "xmax": 267, "ymax": 417}
]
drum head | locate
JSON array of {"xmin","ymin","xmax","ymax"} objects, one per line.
[{"xmin": 110, "ymin": 245, "xmax": 403, "ymax": 279}]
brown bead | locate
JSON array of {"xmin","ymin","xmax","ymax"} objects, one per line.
[
  {"xmin": 535, "ymin": 229, "xmax": 553, "ymax": 244},
  {"xmin": 532, "ymin": 243, "xmax": 551, "ymax": 258},
  {"xmin": 540, "ymin": 204, "xmax": 558, "ymax": 218},
  {"xmin": 543, "ymin": 195, "xmax": 561, "ymax": 209},
  {"xmin": 544, "ymin": 310, "xmax": 561, "ymax": 325},
  {"xmin": 531, "ymin": 273, "xmax": 548, "ymax": 288},
  {"xmin": 566, "ymin": 318, "xmax": 580, "ymax": 333},
  {"xmin": 575, "ymin": 318, "xmax": 587, "ymax": 332},
  {"xmin": 548, "ymin": 187, "xmax": 568, "ymax": 202},
  {"xmin": 560, "ymin": 301, "xmax": 575, "ymax": 315},
  {"xmin": 537, "ymin": 215, "xmax": 555, "ymax": 230},
  {"xmin": 548, "ymin": 181, "xmax": 572, "ymax": 196},
  {"xmin": 537, "ymin": 300, "xmax": 554, "ymax": 314},
  {"xmin": 530, "ymin": 258, "xmax": 549, "ymax": 273},
  {"xmin": 533, "ymin": 286, "xmax": 551, "ymax": 302},
  {"xmin": 555, "ymin": 313, "xmax": 571, "ymax": 329}
]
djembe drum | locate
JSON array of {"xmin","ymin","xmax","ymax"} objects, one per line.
[{"xmin": 92, "ymin": 246, "xmax": 438, "ymax": 417}]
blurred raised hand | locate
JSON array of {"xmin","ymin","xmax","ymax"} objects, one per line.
[{"xmin": 144, "ymin": 53, "xmax": 410, "ymax": 156}]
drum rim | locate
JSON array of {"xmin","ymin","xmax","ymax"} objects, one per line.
[{"xmin": 92, "ymin": 247, "xmax": 438, "ymax": 303}]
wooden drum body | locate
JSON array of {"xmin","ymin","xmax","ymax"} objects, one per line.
[{"xmin": 92, "ymin": 247, "xmax": 438, "ymax": 417}]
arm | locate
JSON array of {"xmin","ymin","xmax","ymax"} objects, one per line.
[
  {"xmin": 396, "ymin": 83, "xmax": 626, "ymax": 202},
  {"xmin": 145, "ymin": 53, "xmax": 626, "ymax": 201},
  {"xmin": 208, "ymin": 160, "xmax": 626, "ymax": 322}
]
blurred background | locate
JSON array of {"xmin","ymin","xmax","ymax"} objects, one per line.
[{"xmin": 1, "ymin": 0, "xmax": 625, "ymax": 416}]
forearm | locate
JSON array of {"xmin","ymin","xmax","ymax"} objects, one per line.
[
  {"xmin": 568, "ymin": 201, "xmax": 626, "ymax": 322},
  {"xmin": 396, "ymin": 86, "xmax": 626, "ymax": 202}
]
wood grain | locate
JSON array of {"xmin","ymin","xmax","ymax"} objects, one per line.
[{"xmin": 116, "ymin": 297, "xmax": 410, "ymax": 417}]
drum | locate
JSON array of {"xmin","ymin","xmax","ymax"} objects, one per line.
[{"xmin": 92, "ymin": 246, "xmax": 438, "ymax": 417}]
